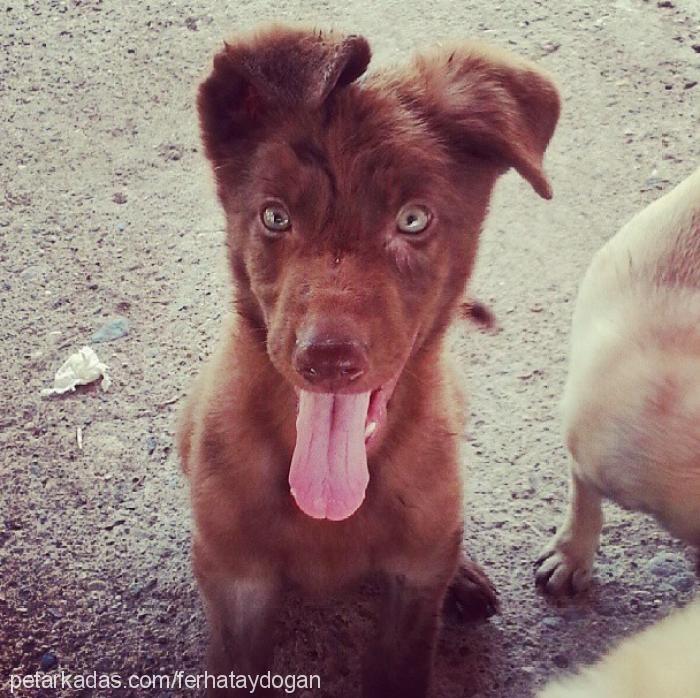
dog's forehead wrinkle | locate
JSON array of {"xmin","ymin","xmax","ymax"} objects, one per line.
[
  {"xmin": 288, "ymin": 137, "xmax": 338, "ymax": 201},
  {"xmin": 290, "ymin": 138, "xmax": 328, "ymax": 167},
  {"xmin": 248, "ymin": 140, "xmax": 332, "ymax": 215}
]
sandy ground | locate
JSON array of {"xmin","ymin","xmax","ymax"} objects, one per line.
[{"xmin": 1, "ymin": 0, "xmax": 700, "ymax": 696}]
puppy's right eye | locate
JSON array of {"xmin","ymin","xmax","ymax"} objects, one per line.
[
  {"xmin": 396, "ymin": 204, "xmax": 432, "ymax": 236},
  {"xmin": 261, "ymin": 204, "xmax": 291, "ymax": 234}
]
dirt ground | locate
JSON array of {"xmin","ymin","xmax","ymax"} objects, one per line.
[{"xmin": 1, "ymin": 0, "xmax": 699, "ymax": 696}]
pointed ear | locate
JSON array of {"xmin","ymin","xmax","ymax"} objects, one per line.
[
  {"xmin": 399, "ymin": 42, "xmax": 560, "ymax": 199},
  {"xmin": 197, "ymin": 26, "xmax": 371, "ymax": 165}
]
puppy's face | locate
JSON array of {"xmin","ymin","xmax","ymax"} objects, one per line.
[
  {"xmin": 198, "ymin": 27, "xmax": 559, "ymax": 520},
  {"xmin": 220, "ymin": 96, "xmax": 489, "ymax": 396}
]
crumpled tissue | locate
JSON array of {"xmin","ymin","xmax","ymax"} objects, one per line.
[{"xmin": 41, "ymin": 346, "xmax": 111, "ymax": 397}]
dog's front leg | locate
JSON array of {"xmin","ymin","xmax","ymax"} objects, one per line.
[
  {"xmin": 444, "ymin": 550, "xmax": 499, "ymax": 622},
  {"xmin": 535, "ymin": 469, "xmax": 603, "ymax": 595},
  {"xmin": 363, "ymin": 570, "xmax": 451, "ymax": 698},
  {"xmin": 196, "ymin": 560, "xmax": 279, "ymax": 696}
]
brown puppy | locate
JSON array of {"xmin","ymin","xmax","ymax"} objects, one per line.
[{"xmin": 180, "ymin": 25, "xmax": 559, "ymax": 697}]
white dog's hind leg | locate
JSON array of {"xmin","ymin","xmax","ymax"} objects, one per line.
[{"xmin": 535, "ymin": 470, "xmax": 603, "ymax": 595}]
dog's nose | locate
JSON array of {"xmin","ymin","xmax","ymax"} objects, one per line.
[{"xmin": 293, "ymin": 335, "xmax": 369, "ymax": 388}]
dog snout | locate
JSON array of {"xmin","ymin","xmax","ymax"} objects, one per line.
[{"xmin": 293, "ymin": 334, "xmax": 369, "ymax": 390}]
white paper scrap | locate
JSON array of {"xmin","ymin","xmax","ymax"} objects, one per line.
[{"xmin": 41, "ymin": 346, "xmax": 111, "ymax": 397}]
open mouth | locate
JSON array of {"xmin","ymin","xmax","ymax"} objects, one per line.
[
  {"xmin": 364, "ymin": 382, "xmax": 393, "ymax": 443},
  {"xmin": 288, "ymin": 375, "xmax": 401, "ymax": 523}
]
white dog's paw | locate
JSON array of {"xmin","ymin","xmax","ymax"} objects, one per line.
[{"xmin": 535, "ymin": 534, "xmax": 595, "ymax": 596}]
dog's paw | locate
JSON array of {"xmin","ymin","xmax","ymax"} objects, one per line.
[
  {"xmin": 444, "ymin": 557, "xmax": 499, "ymax": 622},
  {"xmin": 535, "ymin": 536, "xmax": 595, "ymax": 596}
]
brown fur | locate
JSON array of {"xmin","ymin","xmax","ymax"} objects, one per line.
[{"xmin": 180, "ymin": 24, "xmax": 559, "ymax": 696}]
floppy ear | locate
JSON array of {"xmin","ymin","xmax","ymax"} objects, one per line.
[
  {"xmin": 197, "ymin": 25, "xmax": 371, "ymax": 166},
  {"xmin": 399, "ymin": 42, "xmax": 560, "ymax": 199}
]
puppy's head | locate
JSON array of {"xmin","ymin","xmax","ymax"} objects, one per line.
[{"xmin": 198, "ymin": 26, "xmax": 559, "ymax": 519}]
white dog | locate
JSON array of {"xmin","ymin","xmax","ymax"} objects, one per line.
[
  {"xmin": 538, "ymin": 600, "xmax": 700, "ymax": 698},
  {"xmin": 536, "ymin": 166, "xmax": 700, "ymax": 594}
]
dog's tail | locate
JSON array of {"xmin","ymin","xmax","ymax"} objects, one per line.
[{"xmin": 460, "ymin": 298, "xmax": 497, "ymax": 331}]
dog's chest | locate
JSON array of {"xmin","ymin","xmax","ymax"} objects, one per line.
[{"xmin": 269, "ymin": 488, "xmax": 420, "ymax": 593}]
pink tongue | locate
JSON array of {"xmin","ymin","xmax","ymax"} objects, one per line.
[{"xmin": 289, "ymin": 390, "xmax": 371, "ymax": 521}]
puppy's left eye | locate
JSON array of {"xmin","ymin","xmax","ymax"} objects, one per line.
[
  {"xmin": 396, "ymin": 204, "xmax": 432, "ymax": 235},
  {"xmin": 261, "ymin": 204, "xmax": 291, "ymax": 233}
]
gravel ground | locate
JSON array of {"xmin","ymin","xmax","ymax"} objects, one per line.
[{"xmin": 1, "ymin": 1, "xmax": 699, "ymax": 696}]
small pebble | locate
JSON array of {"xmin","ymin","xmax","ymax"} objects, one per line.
[
  {"xmin": 146, "ymin": 436, "xmax": 157, "ymax": 455},
  {"xmin": 104, "ymin": 518, "xmax": 127, "ymax": 531},
  {"xmin": 19, "ymin": 265, "xmax": 43, "ymax": 281},
  {"xmin": 646, "ymin": 552, "xmax": 682, "ymax": 578},
  {"xmin": 130, "ymin": 578, "xmax": 158, "ymax": 598},
  {"xmin": 92, "ymin": 316, "xmax": 129, "ymax": 343},
  {"xmin": 640, "ymin": 175, "xmax": 666, "ymax": 192},
  {"xmin": 670, "ymin": 574, "xmax": 695, "ymax": 593},
  {"xmin": 112, "ymin": 192, "xmax": 128, "ymax": 204},
  {"xmin": 541, "ymin": 42, "xmax": 561, "ymax": 55},
  {"xmin": 40, "ymin": 651, "xmax": 58, "ymax": 671},
  {"xmin": 552, "ymin": 653, "xmax": 570, "ymax": 669},
  {"xmin": 540, "ymin": 616, "xmax": 561, "ymax": 630}
]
